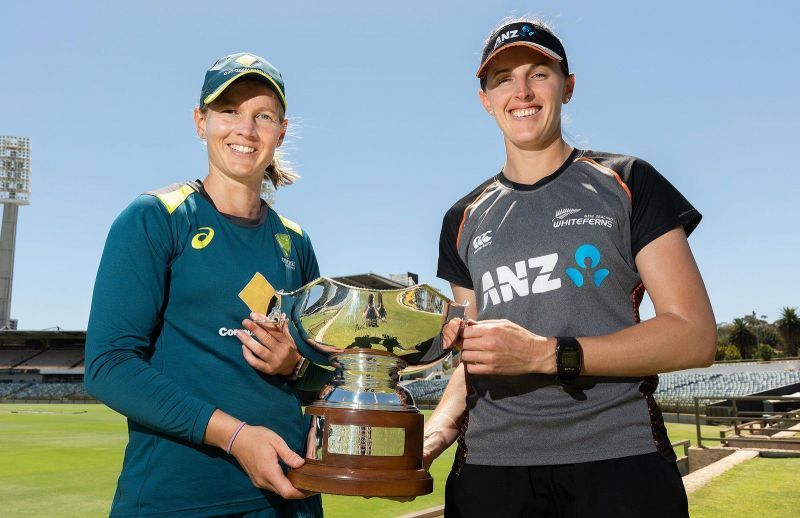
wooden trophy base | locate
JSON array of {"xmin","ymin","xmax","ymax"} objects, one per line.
[
  {"xmin": 288, "ymin": 461, "xmax": 432, "ymax": 497},
  {"xmin": 288, "ymin": 406, "xmax": 433, "ymax": 497}
]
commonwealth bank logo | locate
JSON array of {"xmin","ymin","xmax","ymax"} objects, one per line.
[
  {"xmin": 275, "ymin": 233, "xmax": 291, "ymax": 259},
  {"xmin": 238, "ymin": 272, "xmax": 278, "ymax": 315},
  {"xmin": 191, "ymin": 227, "xmax": 215, "ymax": 249}
]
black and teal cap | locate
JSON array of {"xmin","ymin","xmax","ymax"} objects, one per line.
[
  {"xmin": 477, "ymin": 22, "xmax": 569, "ymax": 78},
  {"xmin": 199, "ymin": 52, "xmax": 286, "ymax": 111}
]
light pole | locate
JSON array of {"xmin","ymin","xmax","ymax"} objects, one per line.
[
  {"xmin": 0, "ymin": 135, "xmax": 31, "ymax": 329},
  {"xmin": 751, "ymin": 311, "xmax": 768, "ymax": 347}
]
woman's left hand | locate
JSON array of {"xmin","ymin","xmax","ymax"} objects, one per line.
[
  {"xmin": 460, "ymin": 319, "xmax": 556, "ymax": 376},
  {"xmin": 237, "ymin": 313, "xmax": 302, "ymax": 376}
]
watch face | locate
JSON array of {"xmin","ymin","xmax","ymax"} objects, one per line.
[{"xmin": 560, "ymin": 349, "xmax": 580, "ymax": 368}]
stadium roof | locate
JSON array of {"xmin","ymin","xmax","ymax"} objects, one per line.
[
  {"xmin": 0, "ymin": 330, "xmax": 86, "ymax": 348},
  {"xmin": 332, "ymin": 273, "xmax": 408, "ymax": 290}
]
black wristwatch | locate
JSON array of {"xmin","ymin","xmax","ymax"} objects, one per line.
[{"xmin": 555, "ymin": 336, "xmax": 582, "ymax": 385}]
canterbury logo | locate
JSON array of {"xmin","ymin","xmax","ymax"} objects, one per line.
[
  {"xmin": 472, "ymin": 231, "xmax": 493, "ymax": 253},
  {"xmin": 191, "ymin": 227, "xmax": 215, "ymax": 249}
]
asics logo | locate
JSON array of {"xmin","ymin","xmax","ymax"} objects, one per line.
[
  {"xmin": 472, "ymin": 231, "xmax": 493, "ymax": 253},
  {"xmin": 191, "ymin": 227, "xmax": 215, "ymax": 249},
  {"xmin": 566, "ymin": 244, "xmax": 610, "ymax": 287}
]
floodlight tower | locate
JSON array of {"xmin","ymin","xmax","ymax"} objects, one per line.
[
  {"xmin": 261, "ymin": 179, "xmax": 276, "ymax": 206},
  {"xmin": 0, "ymin": 136, "xmax": 31, "ymax": 329}
]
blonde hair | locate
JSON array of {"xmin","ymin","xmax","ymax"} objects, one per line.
[{"xmin": 265, "ymin": 149, "xmax": 299, "ymax": 188}]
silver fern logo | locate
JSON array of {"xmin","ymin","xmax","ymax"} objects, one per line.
[{"xmin": 553, "ymin": 208, "xmax": 581, "ymax": 221}]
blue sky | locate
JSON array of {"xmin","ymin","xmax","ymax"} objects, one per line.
[{"xmin": 1, "ymin": 0, "xmax": 798, "ymax": 330}]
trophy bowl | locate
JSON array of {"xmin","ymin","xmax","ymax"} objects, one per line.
[{"xmin": 278, "ymin": 277, "xmax": 463, "ymax": 497}]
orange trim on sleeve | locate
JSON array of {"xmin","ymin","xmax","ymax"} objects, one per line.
[
  {"xmin": 456, "ymin": 180, "xmax": 498, "ymax": 249},
  {"xmin": 576, "ymin": 157, "xmax": 632, "ymax": 200}
]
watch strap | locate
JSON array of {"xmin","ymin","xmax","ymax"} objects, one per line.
[{"xmin": 288, "ymin": 355, "xmax": 310, "ymax": 381}]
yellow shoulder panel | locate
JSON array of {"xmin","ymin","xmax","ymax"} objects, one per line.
[
  {"xmin": 278, "ymin": 214, "xmax": 303, "ymax": 236},
  {"xmin": 154, "ymin": 184, "xmax": 196, "ymax": 215}
]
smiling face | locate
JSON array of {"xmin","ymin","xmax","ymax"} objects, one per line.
[
  {"xmin": 479, "ymin": 46, "xmax": 574, "ymax": 152},
  {"xmin": 194, "ymin": 78, "xmax": 287, "ymax": 186}
]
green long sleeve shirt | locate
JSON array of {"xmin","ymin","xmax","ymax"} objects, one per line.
[{"xmin": 85, "ymin": 182, "xmax": 324, "ymax": 517}]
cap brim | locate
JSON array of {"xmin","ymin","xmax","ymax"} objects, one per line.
[
  {"xmin": 476, "ymin": 41, "xmax": 564, "ymax": 78},
  {"xmin": 202, "ymin": 70, "xmax": 287, "ymax": 109}
]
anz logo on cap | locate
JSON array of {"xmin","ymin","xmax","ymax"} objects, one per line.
[{"xmin": 492, "ymin": 24, "xmax": 536, "ymax": 50}]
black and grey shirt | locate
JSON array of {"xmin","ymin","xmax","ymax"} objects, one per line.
[{"xmin": 437, "ymin": 149, "xmax": 701, "ymax": 466}]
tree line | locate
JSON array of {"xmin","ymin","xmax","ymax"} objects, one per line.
[{"xmin": 716, "ymin": 307, "xmax": 800, "ymax": 361}]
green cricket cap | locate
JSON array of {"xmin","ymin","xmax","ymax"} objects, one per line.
[{"xmin": 199, "ymin": 52, "xmax": 286, "ymax": 111}]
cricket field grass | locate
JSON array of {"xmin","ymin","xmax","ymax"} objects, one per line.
[{"xmin": 0, "ymin": 404, "xmax": 736, "ymax": 517}]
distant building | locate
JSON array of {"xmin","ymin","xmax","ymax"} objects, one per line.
[{"xmin": 389, "ymin": 272, "xmax": 419, "ymax": 286}]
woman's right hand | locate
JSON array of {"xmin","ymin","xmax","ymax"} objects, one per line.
[
  {"xmin": 204, "ymin": 410, "xmax": 312, "ymax": 500},
  {"xmin": 229, "ymin": 424, "xmax": 314, "ymax": 499}
]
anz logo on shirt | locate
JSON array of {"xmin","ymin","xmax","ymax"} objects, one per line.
[{"xmin": 481, "ymin": 244, "xmax": 610, "ymax": 308}]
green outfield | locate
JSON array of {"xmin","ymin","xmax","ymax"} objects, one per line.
[
  {"xmin": 0, "ymin": 404, "xmax": 762, "ymax": 517},
  {"xmin": 688, "ymin": 457, "xmax": 800, "ymax": 517}
]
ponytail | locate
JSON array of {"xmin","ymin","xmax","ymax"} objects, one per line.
[{"xmin": 265, "ymin": 149, "xmax": 300, "ymax": 187}]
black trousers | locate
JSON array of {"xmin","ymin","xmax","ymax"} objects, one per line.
[{"xmin": 445, "ymin": 452, "xmax": 688, "ymax": 518}]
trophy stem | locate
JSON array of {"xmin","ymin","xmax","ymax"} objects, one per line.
[{"xmin": 313, "ymin": 349, "xmax": 416, "ymax": 411}]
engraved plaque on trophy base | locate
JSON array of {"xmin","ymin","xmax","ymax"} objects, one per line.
[{"xmin": 288, "ymin": 405, "xmax": 432, "ymax": 497}]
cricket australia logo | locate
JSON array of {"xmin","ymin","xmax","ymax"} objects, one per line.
[
  {"xmin": 275, "ymin": 233, "xmax": 291, "ymax": 258},
  {"xmin": 565, "ymin": 244, "xmax": 610, "ymax": 287},
  {"xmin": 472, "ymin": 231, "xmax": 493, "ymax": 254},
  {"xmin": 274, "ymin": 233, "xmax": 295, "ymax": 270}
]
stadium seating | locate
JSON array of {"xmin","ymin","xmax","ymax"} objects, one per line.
[
  {"xmin": 15, "ymin": 349, "xmax": 84, "ymax": 369},
  {"xmin": 655, "ymin": 371, "xmax": 800, "ymax": 406},
  {"xmin": 8, "ymin": 382, "xmax": 89, "ymax": 400},
  {"xmin": 404, "ymin": 379, "xmax": 448, "ymax": 403},
  {"xmin": 402, "ymin": 371, "xmax": 800, "ymax": 408}
]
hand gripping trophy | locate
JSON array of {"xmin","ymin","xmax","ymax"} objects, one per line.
[{"xmin": 269, "ymin": 277, "xmax": 465, "ymax": 497}]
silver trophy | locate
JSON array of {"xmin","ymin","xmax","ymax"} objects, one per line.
[{"xmin": 276, "ymin": 277, "xmax": 465, "ymax": 497}]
